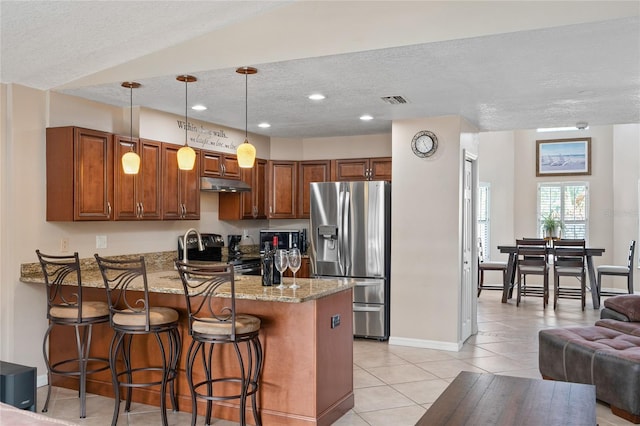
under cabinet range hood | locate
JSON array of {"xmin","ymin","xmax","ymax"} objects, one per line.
[{"xmin": 200, "ymin": 177, "xmax": 251, "ymax": 192}]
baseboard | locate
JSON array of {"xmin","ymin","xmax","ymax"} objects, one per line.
[
  {"xmin": 37, "ymin": 374, "xmax": 47, "ymax": 388},
  {"xmin": 388, "ymin": 336, "xmax": 462, "ymax": 352}
]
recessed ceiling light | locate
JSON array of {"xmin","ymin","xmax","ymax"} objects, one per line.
[
  {"xmin": 308, "ymin": 93, "xmax": 325, "ymax": 101},
  {"xmin": 360, "ymin": 115, "xmax": 373, "ymax": 121},
  {"xmin": 192, "ymin": 104, "xmax": 207, "ymax": 111},
  {"xmin": 258, "ymin": 122, "xmax": 271, "ymax": 128}
]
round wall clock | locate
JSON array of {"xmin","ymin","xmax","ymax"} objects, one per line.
[{"xmin": 411, "ymin": 130, "xmax": 438, "ymax": 158}]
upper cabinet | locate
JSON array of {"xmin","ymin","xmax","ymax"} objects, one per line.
[
  {"xmin": 201, "ymin": 151, "xmax": 241, "ymax": 180},
  {"xmin": 332, "ymin": 157, "xmax": 392, "ymax": 181},
  {"xmin": 267, "ymin": 160, "xmax": 297, "ymax": 219},
  {"xmin": 46, "ymin": 127, "xmax": 114, "ymax": 221},
  {"xmin": 161, "ymin": 144, "xmax": 200, "ymax": 220},
  {"xmin": 113, "ymin": 137, "xmax": 163, "ymax": 220},
  {"xmin": 297, "ymin": 160, "xmax": 331, "ymax": 219},
  {"xmin": 219, "ymin": 158, "xmax": 267, "ymax": 220}
]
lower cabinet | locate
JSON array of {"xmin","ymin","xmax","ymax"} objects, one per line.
[{"xmin": 282, "ymin": 256, "xmax": 311, "ymax": 278}]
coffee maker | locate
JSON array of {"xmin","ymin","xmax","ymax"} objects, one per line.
[{"xmin": 228, "ymin": 235, "xmax": 242, "ymax": 258}]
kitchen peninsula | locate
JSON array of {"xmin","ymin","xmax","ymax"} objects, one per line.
[{"xmin": 21, "ymin": 252, "xmax": 355, "ymax": 426}]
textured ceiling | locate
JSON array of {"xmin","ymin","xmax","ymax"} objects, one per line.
[{"xmin": 2, "ymin": 1, "xmax": 639, "ymax": 138}]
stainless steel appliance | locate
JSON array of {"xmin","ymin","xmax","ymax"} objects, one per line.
[
  {"xmin": 177, "ymin": 233, "xmax": 261, "ymax": 275},
  {"xmin": 309, "ymin": 181, "xmax": 391, "ymax": 340},
  {"xmin": 259, "ymin": 229, "xmax": 307, "ymax": 254}
]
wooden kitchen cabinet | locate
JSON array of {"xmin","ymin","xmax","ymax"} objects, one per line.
[
  {"xmin": 201, "ymin": 151, "xmax": 241, "ymax": 180},
  {"xmin": 267, "ymin": 160, "xmax": 297, "ymax": 219},
  {"xmin": 219, "ymin": 158, "xmax": 267, "ymax": 220},
  {"xmin": 283, "ymin": 256, "xmax": 311, "ymax": 278},
  {"xmin": 297, "ymin": 160, "xmax": 331, "ymax": 218},
  {"xmin": 161, "ymin": 144, "xmax": 200, "ymax": 220},
  {"xmin": 46, "ymin": 126, "xmax": 114, "ymax": 221},
  {"xmin": 332, "ymin": 157, "xmax": 392, "ymax": 181},
  {"xmin": 113, "ymin": 137, "xmax": 162, "ymax": 220}
]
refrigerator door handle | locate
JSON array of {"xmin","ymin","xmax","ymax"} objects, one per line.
[
  {"xmin": 353, "ymin": 305, "xmax": 383, "ymax": 312},
  {"xmin": 355, "ymin": 281, "xmax": 383, "ymax": 287},
  {"xmin": 341, "ymin": 187, "xmax": 351, "ymax": 273}
]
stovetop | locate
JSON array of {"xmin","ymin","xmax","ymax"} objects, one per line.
[{"xmin": 227, "ymin": 255, "xmax": 261, "ymax": 265}]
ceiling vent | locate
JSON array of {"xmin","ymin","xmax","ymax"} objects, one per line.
[{"xmin": 381, "ymin": 95, "xmax": 408, "ymax": 105}]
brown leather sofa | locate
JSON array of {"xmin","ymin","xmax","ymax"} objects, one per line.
[{"xmin": 539, "ymin": 295, "xmax": 640, "ymax": 424}]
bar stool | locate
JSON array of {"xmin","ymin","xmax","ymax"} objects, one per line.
[
  {"xmin": 552, "ymin": 239, "xmax": 587, "ymax": 310},
  {"xmin": 36, "ymin": 250, "xmax": 110, "ymax": 418},
  {"xmin": 477, "ymin": 239, "xmax": 507, "ymax": 297},
  {"xmin": 175, "ymin": 261, "xmax": 263, "ymax": 426},
  {"xmin": 597, "ymin": 240, "xmax": 636, "ymax": 302},
  {"xmin": 515, "ymin": 239, "xmax": 549, "ymax": 307},
  {"xmin": 94, "ymin": 254, "xmax": 181, "ymax": 426}
]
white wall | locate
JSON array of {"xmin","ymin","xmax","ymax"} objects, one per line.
[{"xmin": 389, "ymin": 116, "xmax": 477, "ymax": 350}]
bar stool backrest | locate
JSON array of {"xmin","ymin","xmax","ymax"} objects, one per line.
[
  {"xmin": 553, "ymin": 239, "xmax": 586, "ymax": 268},
  {"xmin": 516, "ymin": 238, "xmax": 548, "ymax": 267},
  {"xmin": 627, "ymin": 240, "xmax": 636, "ymax": 270},
  {"xmin": 36, "ymin": 250, "xmax": 84, "ymax": 322},
  {"xmin": 174, "ymin": 261, "xmax": 237, "ymax": 341},
  {"xmin": 94, "ymin": 255, "xmax": 152, "ymax": 331}
]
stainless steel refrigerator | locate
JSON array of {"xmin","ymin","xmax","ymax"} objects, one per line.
[{"xmin": 309, "ymin": 181, "xmax": 391, "ymax": 340}]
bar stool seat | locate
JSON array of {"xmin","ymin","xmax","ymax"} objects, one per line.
[
  {"xmin": 36, "ymin": 250, "xmax": 110, "ymax": 419},
  {"xmin": 175, "ymin": 261, "xmax": 263, "ymax": 426},
  {"xmin": 94, "ymin": 254, "xmax": 181, "ymax": 426}
]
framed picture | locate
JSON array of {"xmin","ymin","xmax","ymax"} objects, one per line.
[{"xmin": 536, "ymin": 138, "xmax": 591, "ymax": 177}]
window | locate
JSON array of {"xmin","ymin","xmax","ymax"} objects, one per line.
[
  {"xmin": 537, "ymin": 182, "xmax": 588, "ymax": 240},
  {"xmin": 478, "ymin": 183, "xmax": 490, "ymax": 259}
]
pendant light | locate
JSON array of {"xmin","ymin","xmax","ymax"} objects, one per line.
[
  {"xmin": 176, "ymin": 75, "xmax": 197, "ymax": 170},
  {"xmin": 121, "ymin": 82, "xmax": 141, "ymax": 174},
  {"xmin": 236, "ymin": 67, "xmax": 257, "ymax": 168}
]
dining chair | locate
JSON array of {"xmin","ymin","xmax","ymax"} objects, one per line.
[
  {"xmin": 94, "ymin": 254, "xmax": 181, "ymax": 426},
  {"xmin": 597, "ymin": 240, "xmax": 636, "ymax": 302},
  {"xmin": 552, "ymin": 239, "xmax": 587, "ymax": 310},
  {"xmin": 515, "ymin": 238, "xmax": 549, "ymax": 308},
  {"xmin": 175, "ymin": 260, "xmax": 263, "ymax": 426},
  {"xmin": 36, "ymin": 250, "xmax": 110, "ymax": 418},
  {"xmin": 477, "ymin": 239, "xmax": 507, "ymax": 297}
]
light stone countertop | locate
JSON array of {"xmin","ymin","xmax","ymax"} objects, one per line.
[{"xmin": 20, "ymin": 252, "xmax": 353, "ymax": 303}]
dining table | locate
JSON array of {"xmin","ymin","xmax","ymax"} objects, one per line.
[{"xmin": 497, "ymin": 244, "xmax": 605, "ymax": 309}]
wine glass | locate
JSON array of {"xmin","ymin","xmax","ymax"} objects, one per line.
[
  {"xmin": 273, "ymin": 249, "xmax": 288, "ymax": 290},
  {"xmin": 288, "ymin": 247, "xmax": 301, "ymax": 289}
]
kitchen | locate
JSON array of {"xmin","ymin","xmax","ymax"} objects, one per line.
[{"xmin": 1, "ymin": 3, "xmax": 639, "ymax": 425}]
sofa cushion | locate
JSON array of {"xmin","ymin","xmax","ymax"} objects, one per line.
[
  {"xmin": 596, "ymin": 319, "xmax": 640, "ymax": 337},
  {"xmin": 604, "ymin": 295, "xmax": 640, "ymax": 321}
]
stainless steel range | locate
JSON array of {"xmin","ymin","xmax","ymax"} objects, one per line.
[{"xmin": 177, "ymin": 233, "xmax": 261, "ymax": 275}]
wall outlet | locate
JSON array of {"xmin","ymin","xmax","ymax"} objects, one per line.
[
  {"xmin": 331, "ymin": 314, "xmax": 341, "ymax": 329},
  {"xmin": 96, "ymin": 235, "xmax": 107, "ymax": 249},
  {"xmin": 242, "ymin": 229, "xmax": 250, "ymax": 238},
  {"xmin": 60, "ymin": 237, "xmax": 69, "ymax": 253}
]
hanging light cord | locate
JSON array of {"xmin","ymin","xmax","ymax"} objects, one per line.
[
  {"xmin": 184, "ymin": 78, "xmax": 188, "ymax": 146},
  {"xmin": 245, "ymin": 71, "xmax": 248, "ymax": 139},
  {"xmin": 129, "ymin": 86, "xmax": 133, "ymax": 147}
]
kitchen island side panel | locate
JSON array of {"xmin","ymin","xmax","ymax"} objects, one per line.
[{"xmin": 48, "ymin": 287, "xmax": 354, "ymax": 426}]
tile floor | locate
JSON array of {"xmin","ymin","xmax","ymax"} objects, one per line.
[{"xmin": 36, "ymin": 290, "xmax": 633, "ymax": 425}]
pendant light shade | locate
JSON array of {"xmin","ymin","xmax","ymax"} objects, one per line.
[
  {"xmin": 236, "ymin": 67, "xmax": 257, "ymax": 168},
  {"xmin": 121, "ymin": 82, "xmax": 141, "ymax": 175},
  {"xmin": 176, "ymin": 75, "xmax": 197, "ymax": 171}
]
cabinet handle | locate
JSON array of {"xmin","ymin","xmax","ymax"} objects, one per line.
[
  {"xmin": 107, "ymin": 202, "xmax": 112, "ymax": 218},
  {"xmin": 221, "ymin": 163, "xmax": 226, "ymax": 176},
  {"xmin": 181, "ymin": 204, "xmax": 185, "ymax": 218},
  {"xmin": 139, "ymin": 202, "xmax": 144, "ymax": 218}
]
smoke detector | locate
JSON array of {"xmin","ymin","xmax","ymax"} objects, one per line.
[{"xmin": 576, "ymin": 121, "xmax": 589, "ymax": 130}]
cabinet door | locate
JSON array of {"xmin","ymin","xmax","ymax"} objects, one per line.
[
  {"xmin": 222, "ymin": 154, "xmax": 241, "ymax": 180},
  {"xmin": 162, "ymin": 144, "xmax": 200, "ymax": 220},
  {"xmin": 201, "ymin": 151, "xmax": 223, "ymax": 177},
  {"xmin": 369, "ymin": 157, "xmax": 392, "ymax": 181},
  {"xmin": 298, "ymin": 160, "xmax": 331, "ymax": 218},
  {"xmin": 180, "ymin": 150, "xmax": 200, "ymax": 220},
  {"xmin": 74, "ymin": 128, "xmax": 114, "ymax": 220},
  {"xmin": 113, "ymin": 136, "xmax": 139, "ymax": 220},
  {"xmin": 333, "ymin": 158, "xmax": 369, "ymax": 181},
  {"xmin": 138, "ymin": 139, "xmax": 163, "ymax": 220},
  {"xmin": 268, "ymin": 160, "xmax": 297, "ymax": 219},
  {"xmin": 254, "ymin": 159, "xmax": 267, "ymax": 219}
]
